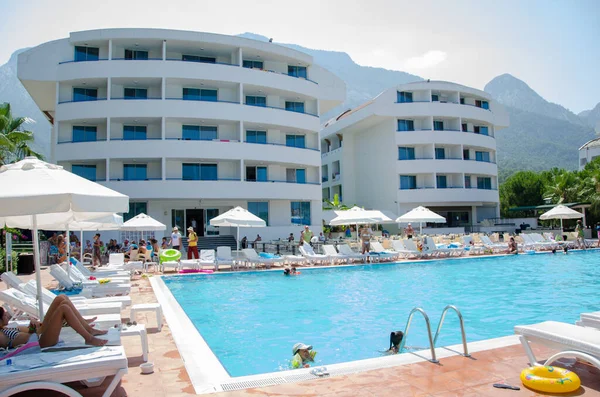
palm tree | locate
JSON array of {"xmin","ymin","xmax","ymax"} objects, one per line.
[
  {"xmin": 0, "ymin": 102, "xmax": 42, "ymax": 165},
  {"xmin": 323, "ymin": 194, "xmax": 352, "ymax": 211},
  {"xmin": 543, "ymin": 170, "xmax": 584, "ymax": 204}
]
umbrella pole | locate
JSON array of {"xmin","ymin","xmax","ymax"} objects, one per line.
[
  {"xmin": 66, "ymin": 223, "xmax": 70, "ymax": 278},
  {"xmin": 420, "ymin": 222, "xmax": 423, "ymax": 236},
  {"xmin": 237, "ymin": 226, "xmax": 240, "ymax": 251},
  {"xmin": 80, "ymin": 229, "xmax": 84, "ymax": 256},
  {"xmin": 560, "ymin": 218, "xmax": 563, "ymax": 233},
  {"xmin": 32, "ymin": 215, "xmax": 44, "ymax": 321}
]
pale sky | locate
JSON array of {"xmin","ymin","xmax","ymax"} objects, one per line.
[{"xmin": 1, "ymin": 0, "xmax": 599, "ymax": 113}]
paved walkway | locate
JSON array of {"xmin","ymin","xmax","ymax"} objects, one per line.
[{"xmin": 2, "ymin": 268, "xmax": 599, "ymax": 396}]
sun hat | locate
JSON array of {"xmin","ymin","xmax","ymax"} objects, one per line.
[
  {"xmin": 292, "ymin": 342, "xmax": 312, "ymax": 355},
  {"xmin": 187, "ymin": 226, "xmax": 194, "ymax": 231}
]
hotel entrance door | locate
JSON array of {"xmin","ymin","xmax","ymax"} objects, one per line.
[{"xmin": 186, "ymin": 209, "xmax": 204, "ymax": 237}]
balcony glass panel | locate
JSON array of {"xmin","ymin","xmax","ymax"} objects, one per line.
[
  {"xmin": 124, "ymin": 88, "xmax": 148, "ymax": 99},
  {"xmin": 477, "ymin": 177, "xmax": 492, "ymax": 190},
  {"xmin": 243, "ymin": 60, "xmax": 264, "ymax": 69},
  {"xmin": 286, "ymin": 134, "xmax": 305, "ymax": 149},
  {"xmin": 248, "ymin": 202, "xmax": 269, "ymax": 226},
  {"xmin": 74, "ymin": 46, "xmax": 99, "ymax": 62},
  {"xmin": 246, "ymin": 130, "xmax": 267, "ymax": 144},
  {"xmin": 73, "ymin": 126, "xmax": 97, "ymax": 142},
  {"xmin": 465, "ymin": 175, "xmax": 471, "ymax": 188},
  {"xmin": 246, "ymin": 96, "xmax": 266, "ymax": 107},
  {"xmin": 436, "ymin": 175, "xmax": 447, "ymax": 189},
  {"xmin": 397, "ymin": 120, "xmax": 414, "ymax": 131},
  {"xmin": 183, "ymin": 88, "xmax": 217, "ymax": 101},
  {"xmin": 124, "ymin": 164, "xmax": 147, "ymax": 181},
  {"xmin": 285, "ymin": 101, "xmax": 305, "ymax": 113},
  {"xmin": 125, "ymin": 50, "xmax": 148, "ymax": 60},
  {"xmin": 400, "ymin": 175, "xmax": 416, "ymax": 190},
  {"xmin": 182, "ymin": 125, "xmax": 217, "ymax": 141},
  {"xmin": 397, "ymin": 91, "xmax": 413, "ymax": 103},
  {"xmin": 182, "ymin": 55, "xmax": 216, "ymax": 63},
  {"xmin": 435, "ymin": 148, "xmax": 445, "ymax": 159},
  {"xmin": 124, "ymin": 125, "xmax": 147, "ymax": 140},
  {"xmin": 200, "ymin": 164, "xmax": 218, "ymax": 180},
  {"xmin": 72, "ymin": 164, "xmax": 97, "ymax": 181},
  {"xmin": 475, "ymin": 151, "xmax": 490, "ymax": 162},
  {"xmin": 73, "ymin": 88, "xmax": 98, "ymax": 102},
  {"xmin": 288, "ymin": 65, "xmax": 307, "ymax": 78},
  {"xmin": 398, "ymin": 147, "xmax": 415, "ymax": 160},
  {"xmin": 291, "ymin": 201, "xmax": 311, "ymax": 225},
  {"xmin": 434, "ymin": 121, "xmax": 444, "ymax": 131}
]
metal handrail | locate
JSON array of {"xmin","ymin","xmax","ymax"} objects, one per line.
[
  {"xmin": 398, "ymin": 307, "xmax": 438, "ymax": 363},
  {"xmin": 433, "ymin": 305, "xmax": 470, "ymax": 357}
]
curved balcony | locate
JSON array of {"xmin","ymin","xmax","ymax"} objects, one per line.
[
  {"xmin": 100, "ymin": 179, "xmax": 321, "ymax": 200},
  {"xmin": 395, "ymin": 130, "xmax": 496, "ymax": 150},
  {"xmin": 56, "ymin": 59, "xmax": 321, "ymax": 100},
  {"xmin": 54, "ymin": 139, "xmax": 321, "ymax": 166},
  {"xmin": 381, "ymin": 101, "xmax": 496, "ymax": 125},
  {"xmin": 397, "ymin": 187, "xmax": 499, "ymax": 204},
  {"xmin": 396, "ymin": 158, "xmax": 497, "ymax": 175},
  {"xmin": 56, "ymin": 99, "xmax": 319, "ymax": 131}
]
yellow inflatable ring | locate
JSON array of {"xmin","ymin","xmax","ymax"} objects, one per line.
[{"xmin": 520, "ymin": 366, "xmax": 580, "ymax": 393}]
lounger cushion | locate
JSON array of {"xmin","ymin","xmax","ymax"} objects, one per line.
[{"xmin": 515, "ymin": 321, "xmax": 600, "ymax": 356}]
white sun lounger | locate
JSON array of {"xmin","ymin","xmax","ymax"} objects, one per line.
[
  {"xmin": 0, "ymin": 288, "xmax": 121, "ymax": 330},
  {"xmin": 370, "ymin": 241, "xmax": 399, "ymax": 261},
  {"xmin": 391, "ymin": 240, "xmax": 419, "ymax": 258},
  {"xmin": 199, "ymin": 249, "xmax": 215, "ymax": 270},
  {"xmin": 71, "ymin": 258, "xmax": 130, "ymax": 278},
  {"xmin": 215, "ymin": 246, "xmax": 235, "ymax": 271},
  {"xmin": 50, "ymin": 265, "xmax": 131, "ymax": 297},
  {"xmin": 514, "ymin": 320, "xmax": 600, "ymax": 370},
  {"xmin": 298, "ymin": 244, "xmax": 329, "ymax": 265},
  {"xmin": 282, "ymin": 254, "xmax": 309, "ymax": 267},
  {"xmin": 62, "ymin": 263, "xmax": 130, "ymax": 285},
  {"xmin": 322, "ymin": 245, "xmax": 349, "ymax": 264},
  {"xmin": 0, "ymin": 345, "xmax": 127, "ymax": 397},
  {"xmin": 338, "ymin": 244, "xmax": 367, "ymax": 262},
  {"xmin": 479, "ymin": 235, "xmax": 508, "ymax": 253},
  {"xmin": 460, "ymin": 236, "xmax": 485, "ymax": 255},
  {"xmin": 577, "ymin": 311, "xmax": 600, "ymax": 329},
  {"xmin": 242, "ymin": 249, "xmax": 284, "ymax": 268},
  {"xmin": 179, "ymin": 259, "xmax": 199, "ymax": 270}
]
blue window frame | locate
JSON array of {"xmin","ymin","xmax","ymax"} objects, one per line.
[
  {"xmin": 285, "ymin": 101, "xmax": 305, "ymax": 113},
  {"xmin": 287, "ymin": 168, "xmax": 306, "ymax": 184},
  {"xmin": 182, "ymin": 164, "xmax": 200, "ymax": 180},
  {"xmin": 477, "ymin": 177, "xmax": 492, "ymax": 190},
  {"xmin": 182, "ymin": 54, "xmax": 216, "ymax": 63},
  {"xmin": 291, "ymin": 201, "xmax": 311, "ymax": 225},
  {"xmin": 464, "ymin": 175, "xmax": 471, "ymax": 188},
  {"xmin": 248, "ymin": 202, "xmax": 269, "ymax": 226},
  {"xmin": 481, "ymin": 101, "xmax": 489, "ymax": 110},
  {"xmin": 72, "ymin": 165, "xmax": 97, "ymax": 181},
  {"xmin": 286, "ymin": 134, "xmax": 305, "ymax": 148},
  {"xmin": 243, "ymin": 60, "xmax": 263, "ymax": 69},
  {"xmin": 431, "ymin": 94, "xmax": 439, "ymax": 102},
  {"xmin": 182, "ymin": 125, "xmax": 217, "ymax": 141},
  {"xmin": 124, "ymin": 88, "xmax": 147, "ymax": 99},
  {"xmin": 475, "ymin": 151, "xmax": 490, "ymax": 162},
  {"xmin": 463, "ymin": 149, "xmax": 470, "ymax": 160},
  {"xmin": 288, "ymin": 65, "xmax": 308, "ymax": 78},
  {"xmin": 72, "ymin": 126, "xmax": 97, "ymax": 142},
  {"xmin": 74, "ymin": 46, "xmax": 99, "ymax": 62},
  {"xmin": 246, "ymin": 166, "xmax": 267, "ymax": 182},
  {"xmin": 200, "ymin": 164, "xmax": 218, "ymax": 180},
  {"xmin": 73, "ymin": 88, "xmax": 98, "ymax": 102},
  {"xmin": 397, "ymin": 91, "xmax": 413, "ymax": 103},
  {"xmin": 436, "ymin": 175, "xmax": 447, "ymax": 189},
  {"xmin": 246, "ymin": 130, "xmax": 267, "ymax": 144},
  {"xmin": 123, "ymin": 125, "xmax": 147, "ymax": 140},
  {"xmin": 462, "ymin": 123, "xmax": 468, "ymax": 132},
  {"xmin": 435, "ymin": 148, "xmax": 446, "ymax": 159},
  {"xmin": 125, "ymin": 202, "xmax": 147, "ymax": 222},
  {"xmin": 433, "ymin": 121, "xmax": 444, "ymax": 131},
  {"xmin": 245, "ymin": 96, "xmax": 266, "ymax": 107},
  {"xmin": 397, "ymin": 120, "xmax": 414, "ymax": 131},
  {"xmin": 125, "ymin": 49, "xmax": 148, "ymax": 60},
  {"xmin": 400, "ymin": 175, "xmax": 417, "ymax": 190},
  {"xmin": 479, "ymin": 126, "xmax": 489, "ymax": 136},
  {"xmin": 183, "ymin": 88, "xmax": 217, "ymax": 101},
  {"xmin": 124, "ymin": 164, "xmax": 147, "ymax": 181},
  {"xmin": 398, "ymin": 147, "xmax": 415, "ymax": 160}
]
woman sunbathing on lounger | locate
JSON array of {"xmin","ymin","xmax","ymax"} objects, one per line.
[{"xmin": 0, "ymin": 295, "xmax": 108, "ymax": 349}]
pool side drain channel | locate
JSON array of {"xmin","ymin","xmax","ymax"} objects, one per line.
[{"xmin": 221, "ymin": 377, "xmax": 286, "ymax": 391}]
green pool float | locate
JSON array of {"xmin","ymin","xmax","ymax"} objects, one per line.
[{"xmin": 160, "ymin": 248, "xmax": 182, "ymax": 264}]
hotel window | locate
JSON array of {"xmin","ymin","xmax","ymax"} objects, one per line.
[
  {"xmin": 124, "ymin": 164, "xmax": 147, "ymax": 181},
  {"xmin": 291, "ymin": 201, "xmax": 311, "ymax": 225},
  {"xmin": 72, "ymin": 126, "xmax": 97, "ymax": 142},
  {"xmin": 460, "ymin": 97, "xmax": 465, "ymax": 104},
  {"xmin": 182, "ymin": 54, "xmax": 216, "ymax": 63},
  {"xmin": 124, "ymin": 49, "xmax": 148, "ymax": 60},
  {"xmin": 435, "ymin": 148, "xmax": 446, "ymax": 159},
  {"xmin": 182, "ymin": 164, "xmax": 217, "ymax": 180},
  {"xmin": 248, "ymin": 202, "xmax": 269, "ymax": 226},
  {"xmin": 463, "ymin": 149, "xmax": 470, "ymax": 160},
  {"xmin": 183, "ymin": 88, "xmax": 217, "ymax": 101},
  {"xmin": 397, "ymin": 119, "xmax": 415, "ymax": 131},
  {"xmin": 286, "ymin": 168, "xmax": 306, "ymax": 184},
  {"xmin": 246, "ymin": 96, "xmax": 266, "ymax": 107},
  {"xmin": 285, "ymin": 101, "xmax": 305, "ymax": 113},
  {"xmin": 398, "ymin": 147, "xmax": 415, "ymax": 160},
  {"xmin": 123, "ymin": 125, "xmax": 147, "ymax": 141},
  {"xmin": 475, "ymin": 151, "xmax": 490, "ymax": 162},
  {"xmin": 74, "ymin": 46, "xmax": 99, "ymax": 62},
  {"xmin": 286, "ymin": 134, "xmax": 306, "ymax": 149},
  {"xmin": 462, "ymin": 123, "xmax": 468, "ymax": 132},
  {"xmin": 181, "ymin": 125, "xmax": 217, "ymax": 141},
  {"xmin": 200, "ymin": 164, "xmax": 218, "ymax": 180},
  {"xmin": 475, "ymin": 100, "xmax": 489, "ymax": 109},
  {"xmin": 431, "ymin": 94, "xmax": 439, "ymax": 102},
  {"xmin": 124, "ymin": 88, "xmax": 147, "ymax": 99},
  {"xmin": 464, "ymin": 175, "xmax": 471, "ymax": 188},
  {"xmin": 436, "ymin": 175, "xmax": 447, "ymax": 189},
  {"xmin": 73, "ymin": 88, "xmax": 98, "ymax": 102},
  {"xmin": 246, "ymin": 166, "xmax": 267, "ymax": 182},
  {"xmin": 477, "ymin": 177, "xmax": 492, "ymax": 190},
  {"xmin": 243, "ymin": 60, "xmax": 264, "ymax": 69},
  {"xmin": 205, "ymin": 209, "xmax": 219, "ymax": 234},
  {"xmin": 246, "ymin": 130, "xmax": 267, "ymax": 144},
  {"xmin": 433, "ymin": 121, "xmax": 444, "ymax": 131},
  {"xmin": 479, "ymin": 126, "xmax": 489, "ymax": 136},
  {"xmin": 288, "ymin": 65, "xmax": 307, "ymax": 78},
  {"xmin": 400, "ymin": 175, "xmax": 417, "ymax": 190},
  {"xmin": 72, "ymin": 165, "xmax": 97, "ymax": 181},
  {"xmin": 125, "ymin": 202, "xmax": 147, "ymax": 222},
  {"xmin": 397, "ymin": 91, "xmax": 413, "ymax": 103}
]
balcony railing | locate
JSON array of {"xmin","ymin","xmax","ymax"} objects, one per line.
[
  {"xmin": 166, "ymin": 177, "xmax": 241, "ymax": 181},
  {"xmin": 57, "ymin": 138, "xmax": 107, "ymax": 144},
  {"xmin": 395, "ymin": 99, "xmax": 492, "ymax": 112},
  {"xmin": 110, "ymin": 177, "xmax": 163, "ymax": 182},
  {"xmin": 165, "ymin": 58, "xmax": 239, "ymax": 67},
  {"xmin": 244, "ymin": 179, "xmax": 320, "ymax": 185},
  {"xmin": 399, "ymin": 186, "xmax": 498, "ymax": 191},
  {"xmin": 110, "ymin": 97, "xmax": 163, "ymax": 100},
  {"xmin": 244, "ymin": 103, "xmax": 319, "ymax": 117},
  {"xmin": 166, "ymin": 97, "xmax": 240, "ymax": 104},
  {"xmin": 243, "ymin": 140, "xmax": 320, "ymax": 152},
  {"xmin": 58, "ymin": 97, "xmax": 107, "ymax": 104}
]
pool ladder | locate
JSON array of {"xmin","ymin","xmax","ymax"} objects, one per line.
[{"xmin": 398, "ymin": 305, "xmax": 470, "ymax": 364}]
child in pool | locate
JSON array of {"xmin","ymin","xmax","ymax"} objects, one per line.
[
  {"xmin": 383, "ymin": 331, "xmax": 404, "ymax": 355},
  {"xmin": 291, "ymin": 343, "xmax": 316, "ymax": 368}
]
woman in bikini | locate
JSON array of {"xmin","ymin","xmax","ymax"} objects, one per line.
[{"xmin": 0, "ymin": 295, "xmax": 108, "ymax": 349}]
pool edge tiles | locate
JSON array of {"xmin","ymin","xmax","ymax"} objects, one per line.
[
  {"xmin": 151, "ymin": 276, "xmax": 231, "ymax": 394},
  {"xmin": 152, "ymin": 272, "xmax": 526, "ymax": 395}
]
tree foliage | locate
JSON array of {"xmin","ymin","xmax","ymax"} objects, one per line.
[{"xmin": 0, "ymin": 102, "xmax": 43, "ymax": 165}]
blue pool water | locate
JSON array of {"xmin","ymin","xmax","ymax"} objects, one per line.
[{"xmin": 163, "ymin": 251, "xmax": 600, "ymax": 377}]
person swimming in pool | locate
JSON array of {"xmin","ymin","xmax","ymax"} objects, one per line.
[
  {"xmin": 383, "ymin": 331, "xmax": 404, "ymax": 355},
  {"xmin": 291, "ymin": 342, "xmax": 316, "ymax": 368}
]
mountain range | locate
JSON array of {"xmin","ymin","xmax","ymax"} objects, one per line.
[{"xmin": 1, "ymin": 33, "xmax": 598, "ymax": 179}]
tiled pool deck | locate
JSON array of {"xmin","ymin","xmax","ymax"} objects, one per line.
[{"xmin": 3, "ymin": 266, "xmax": 599, "ymax": 396}]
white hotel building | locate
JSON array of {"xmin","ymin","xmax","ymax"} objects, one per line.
[
  {"xmin": 18, "ymin": 29, "xmax": 345, "ymax": 241},
  {"xmin": 321, "ymin": 81, "xmax": 509, "ymax": 231}
]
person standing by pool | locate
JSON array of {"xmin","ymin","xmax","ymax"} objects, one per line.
[
  {"xmin": 404, "ymin": 223, "xmax": 415, "ymax": 239},
  {"xmin": 359, "ymin": 225, "xmax": 372, "ymax": 254},
  {"xmin": 170, "ymin": 226, "xmax": 182, "ymax": 251},
  {"xmin": 507, "ymin": 237, "xmax": 518, "ymax": 255},
  {"xmin": 302, "ymin": 225, "xmax": 313, "ymax": 246},
  {"xmin": 92, "ymin": 233, "xmax": 102, "ymax": 266},
  {"xmin": 291, "ymin": 343, "xmax": 316, "ymax": 368},
  {"xmin": 187, "ymin": 226, "xmax": 199, "ymax": 259},
  {"xmin": 576, "ymin": 219, "xmax": 586, "ymax": 249}
]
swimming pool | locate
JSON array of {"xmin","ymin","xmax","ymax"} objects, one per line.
[{"xmin": 163, "ymin": 251, "xmax": 600, "ymax": 377}]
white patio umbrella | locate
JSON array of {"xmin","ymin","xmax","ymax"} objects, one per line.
[
  {"xmin": 396, "ymin": 206, "xmax": 446, "ymax": 235},
  {"xmin": 0, "ymin": 157, "xmax": 128, "ymax": 320},
  {"xmin": 539, "ymin": 204, "xmax": 583, "ymax": 231},
  {"xmin": 209, "ymin": 206, "xmax": 266, "ymax": 248},
  {"xmin": 329, "ymin": 206, "xmax": 395, "ymax": 241},
  {"xmin": 120, "ymin": 213, "xmax": 166, "ymax": 240},
  {"xmin": 70, "ymin": 213, "xmax": 124, "ymax": 251}
]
